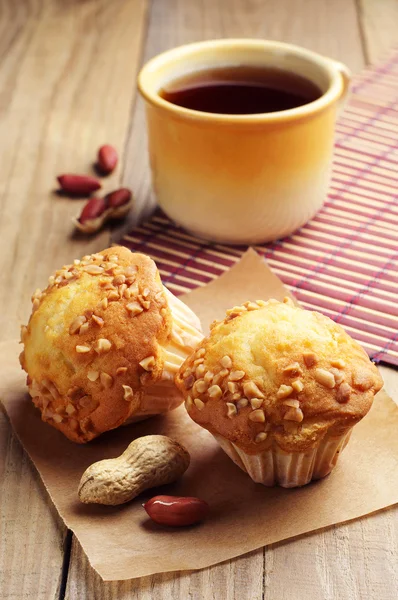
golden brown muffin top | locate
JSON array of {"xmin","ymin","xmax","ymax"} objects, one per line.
[
  {"xmin": 20, "ymin": 247, "xmax": 173, "ymax": 443},
  {"xmin": 175, "ymin": 299, "xmax": 383, "ymax": 454}
]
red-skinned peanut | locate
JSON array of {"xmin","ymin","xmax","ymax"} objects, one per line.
[
  {"xmin": 79, "ymin": 197, "xmax": 107, "ymax": 223},
  {"xmin": 106, "ymin": 188, "xmax": 131, "ymax": 208},
  {"xmin": 57, "ymin": 174, "xmax": 101, "ymax": 195},
  {"xmin": 143, "ymin": 495, "xmax": 209, "ymax": 527},
  {"xmin": 97, "ymin": 145, "xmax": 118, "ymax": 174}
]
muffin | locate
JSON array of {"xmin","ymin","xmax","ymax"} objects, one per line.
[
  {"xmin": 175, "ymin": 298, "xmax": 383, "ymax": 487},
  {"xmin": 20, "ymin": 247, "xmax": 203, "ymax": 443}
]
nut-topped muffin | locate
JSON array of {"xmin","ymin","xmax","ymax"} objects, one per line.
[
  {"xmin": 175, "ymin": 298, "xmax": 383, "ymax": 487},
  {"xmin": 20, "ymin": 247, "xmax": 203, "ymax": 443}
]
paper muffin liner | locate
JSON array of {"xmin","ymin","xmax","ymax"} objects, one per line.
[
  {"xmin": 213, "ymin": 429, "xmax": 353, "ymax": 488},
  {"xmin": 160, "ymin": 285, "xmax": 204, "ymax": 379},
  {"xmin": 126, "ymin": 380, "xmax": 183, "ymax": 423},
  {"xmin": 125, "ymin": 287, "xmax": 203, "ymax": 423}
]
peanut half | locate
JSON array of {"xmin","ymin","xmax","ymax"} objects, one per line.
[
  {"xmin": 73, "ymin": 188, "xmax": 133, "ymax": 234},
  {"xmin": 143, "ymin": 495, "xmax": 209, "ymax": 527},
  {"xmin": 78, "ymin": 435, "xmax": 190, "ymax": 505}
]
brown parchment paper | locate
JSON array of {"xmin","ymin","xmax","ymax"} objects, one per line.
[{"xmin": 1, "ymin": 249, "xmax": 398, "ymax": 581}]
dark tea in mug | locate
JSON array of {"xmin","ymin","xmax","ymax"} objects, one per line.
[{"xmin": 159, "ymin": 65, "xmax": 322, "ymax": 114}]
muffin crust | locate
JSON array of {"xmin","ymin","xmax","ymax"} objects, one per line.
[
  {"xmin": 21, "ymin": 247, "xmax": 201, "ymax": 442},
  {"xmin": 176, "ymin": 299, "xmax": 383, "ymax": 454}
]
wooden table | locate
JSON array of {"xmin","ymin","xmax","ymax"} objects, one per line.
[{"xmin": 1, "ymin": 1, "xmax": 397, "ymax": 598}]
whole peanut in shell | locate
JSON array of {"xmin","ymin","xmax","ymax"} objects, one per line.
[{"xmin": 78, "ymin": 435, "xmax": 190, "ymax": 505}]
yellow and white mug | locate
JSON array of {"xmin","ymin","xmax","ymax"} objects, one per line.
[{"xmin": 138, "ymin": 39, "xmax": 350, "ymax": 244}]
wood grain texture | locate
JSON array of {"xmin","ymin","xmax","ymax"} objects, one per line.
[
  {"xmin": 1, "ymin": 0, "xmax": 397, "ymax": 598},
  {"xmin": 0, "ymin": 412, "xmax": 66, "ymax": 599},
  {"xmin": 66, "ymin": 540, "xmax": 263, "ymax": 599},
  {"xmin": 359, "ymin": 0, "xmax": 398, "ymax": 63},
  {"xmin": 0, "ymin": 1, "xmax": 148, "ymax": 599},
  {"xmin": 0, "ymin": 0, "xmax": 147, "ymax": 342}
]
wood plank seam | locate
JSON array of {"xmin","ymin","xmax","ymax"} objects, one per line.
[
  {"xmin": 356, "ymin": 0, "xmax": 371, "ymax": 64},
  {"xmin": 59, "ymin": 530, "xmax": 73, "ymax": 600}
]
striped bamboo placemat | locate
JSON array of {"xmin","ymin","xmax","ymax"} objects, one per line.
[{"xmin": 122, "ymin": 51, "xmax": 398, "ymax": 366}]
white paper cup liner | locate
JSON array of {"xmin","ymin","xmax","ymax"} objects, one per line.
[
  {"xmin": 213, "ymin": 429, "xmax": 353, "ymax": 488},
  {"xmin": 125, "ymin": 287, "xmax": 203, "ymax": 423},
  {"xmin": 161, "ymin": 286, "xmax": 204, "ymax": 379},
  {"xmin": 124, "ymin": 380, "xmax": 183, "ymax": 424}
]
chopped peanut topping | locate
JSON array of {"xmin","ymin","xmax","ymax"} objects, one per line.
[
  {"xmin": 303, "ymin": 352, "xmax": 317, "ymax": 367},
  {"xmin": 226, "ymin": 402, "xmax": 237, "ymax": 418},
  {"xmin": 139, "ymin": 355, "xmax": 156, "ymax": 371},
  {"xmin": 122, "ymin": 385, "xmax": 133, "ymax": 400},
  {"xmin": 212, "ymin": 373, "xmax": 223, "ymax": 386},
  {"xmin": 291, "ymin": 379, "xmax": 304, "ymax": 393},
  {"xmin": 194, "ymin": 398, "xmax": 205, "ymax": 410},
  {"xmin": 237, "ymin": 398, "xmax": 248, "ymax": 409},
  {"xmin": 283, "ymin": 362, "xmax": 303, "ymax": 377},
  {"xmin": 314, "ymin": 368, "xmax": 335, "ymax": 388},
  {"xmin": 208, "ymin": 385, "xmax": 222, "ymax": 400},
  {"xmin": 183, "ymin": 374, "xmax": 195, "ymax": 389},
  {"xmin": 221, "ymin": 355, "xmax": 232, "ymax": 369},
  {"xmin": 116, "ymin": 367, "xmax": 128, "ymax": 376},
  {"xmin": 229, "ymin": 370, "xmax": 245, "ymax": 381},
  {"xmin": 92, "ymin": 315, "xmax": 104, "ymax": 328},
  {"xmin": 336, "ymin": 382, "xmax": 351, "ymax": 403},
  {"xmin": 330, "ymin": 368, "xmax": 345, "ymax": 385},
  {"xmin": 284, "ymin": 407, "xmax": 304, "ymax": 422},
  {"xmin": 283, "ymin": 399, "xmax": 300, "ymax": 408},
  {"xmin": 100, "ymin": 372, "xmax": 113, "ymax": 389},
  {"xmin": 228, "ymin": 382, "xmax": 238, "ymax": 394},
  {"xmin": 76, "ymin": 345, "xmax": 90, "ymax": 354},
  {"xmin": 79, "ymin": 322, "xmax": 90, "ymax": 334},
  {"xmin": 276, "ymin": 384, "xmax": 293, "ymax": 399},
  {"xmin": 94, "ymin": 338, "xmax": 112, "ymax": 354},
  {"xmin": 331, "ymin": 358, "xmax": 345, "ymax": 369},
  {"xmin": 243, "ymin": 381, "xmax": 264, "ymax": 399},
  {"xmin": 82, "ymin": 265, "xmax": 104, "ymax": 275},
  {"xmin": 69, "ymin": 316, "xmax": 87, "ymax": 335},
  {"xmin": 249, "ymin": 409, "xmax": 265, "ymax": 423},
  {"xmin": 250, "ymin": 398, "xmax": 263, "ymax": 409},
  {"xmin": 87, "ymin": 370, "xmax": 99, "ymax": 382},
  {"xmin": 195, "ymin": 364, "xmax": 205, "ymax": 378},
  {"xmin": 126, "ymin": 301, "xmax": 143, "ymax": 316},
  {"xmin": 204, "ymin": 371, "xmax": 214, "ymax": 383},
  {"xmin": 195, "ymin": 379, "xmax": 208, "ymax": 394}
]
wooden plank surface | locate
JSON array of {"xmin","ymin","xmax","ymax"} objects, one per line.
[
  {"xmin": 68, "ymin": 0, "xmax": 397, "ymax": 596},
  {"xmin": 0, "ymin": 0, "xmax": 147, "ymax": 598},
  {"xmin": 0, "ymin": 0, "xmax": 397, "ymax": 598},
  {"xmin": 359, "ymin": 0, "xmax": 398, "ymax": 63},
  {"xmin": 0, "ymin": 0, "xmax": 147, "ymax": 341}
]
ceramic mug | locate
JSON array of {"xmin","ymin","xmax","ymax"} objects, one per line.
[{"xmin": 138, "ymin": 39, "xmax": 350, "ymax": 244}]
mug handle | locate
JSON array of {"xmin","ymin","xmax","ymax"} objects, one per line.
[{"xmin": 331, "ymin": 61, "xmax": 351, "ymax": 113}]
